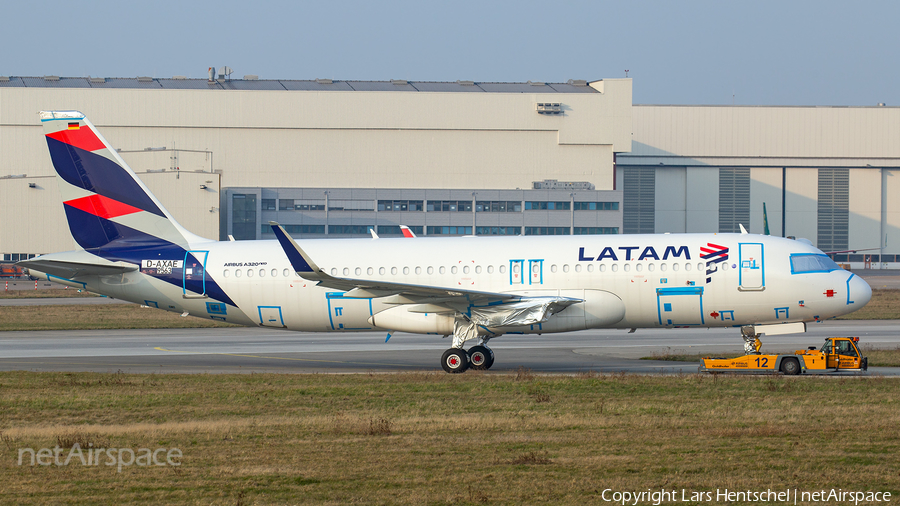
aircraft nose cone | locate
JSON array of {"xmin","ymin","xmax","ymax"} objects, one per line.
[{"xmin": 848, "ymin": 273, "xmax": 872, "ymax": 310}]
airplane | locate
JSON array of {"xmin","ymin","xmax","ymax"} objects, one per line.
[{"xmin": 19, "ymin": 111, "xmax": 872, "ymax": 373}]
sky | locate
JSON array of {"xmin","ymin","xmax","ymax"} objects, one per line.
[{"xmin": 3, "ymin": 0, "xmax": 899, "ymax": 106}]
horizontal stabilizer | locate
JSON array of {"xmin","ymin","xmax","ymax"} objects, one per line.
[{"xmin": 19, "ymin": 254, "xmax": 137, "ymax": 279}]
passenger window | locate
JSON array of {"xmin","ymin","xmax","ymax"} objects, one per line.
[
  {"xmin": 475, "ymin": 265, "xmax": 482, "ymax": 274},
  {"xmin": 247, "ymin": 269, "xmax": 254, "ymax": 277},
  {"xmin": 563, "ymin": 265, "xmax": 570, "ymax": 273},
  {"xmin": 635, "ymin": 264, "xmax": 643, "ymax": 272},
  {"xmin": 355, "ymin": 267, "xmax": 361, "ymax": 276},
  {"xmin": 391, "ymin": 267, "xmax": 398, "ymax": 275},
  {"xmin": 698, "ymin": 263, "xmax": 704, "ymax": 271},
  {"xmin": 685, "ymin": 263, "xmax": 692, "ymax": 271},
  {"xmin": 367, "ymin": 267, "xmax": 374, "ymax": 275},
  {"xmin": 440, "ymin": 266, "xmax": 446, "ymax": 274},
  {"xmin": 271, "ymin": 268, "xmax": 277, "ymax": 277},
  {"xmin": 587, "ymin": 264, "xmax": 594, "ymax": 272},
  {"xmin": 499, "ymin": 265, "xmax": 506, "ymax": 274},
  {"xmin": 331, "ymin": 268, "xmax": 338, "ymax": 275},
  {"xmin": 415, "ymin": 266, "xmax": 422, "ymax": 275},
  {"xmin": 671, "ymin": 263, "xmax": 679, "ymax": 272},
  {"xmin": 487, "ymin": 265, "xmax": 494, "ymax": 274},
  {"xmin": 283, "ymin": 268, "xmax": 290, "ymax": 277},
  {"xmin": 343, "ymin": 268, "xmax": 349, "ymax": 276},
  {"xmin": 611, "ymin": 264, "xmax": 619, "ymax": 272},
  {"xmin": 463, "ymin": 266, "xmax": 470, "ymax": 274},
  {"xmin": 235, "ymin": 269, "xmax": 242, "ymax": 278},
  {"xmin": 599, "ymin": 264, "xmax": 607, "ymax": 272},
  {"xmin": 451, "ymin": 266, "xmax": 458, "ymax": 274},
  {"xmin": 647, "ymin": 263, "xmax": 655, "ymax": 272},
  {"xmin": 575, "ymin": 264, "xmax": 582, "ymax": 272},
  {"xmin": 427, "ymin": 266, "xmax": 434, "ymax": 275},
  {"xmin": 403, "ymin": 267, "xmax": 409, "ymax": 275},
  {"xmin": 223, "ymin": 269, "xmax": 230, "ymax": 277},
  {"xmin": 551, "ymin": 264, "xmax": 558, "ymax": 273},
  {"xmin": 624, "ymin": 264, "xmax": 631, "ymax": 272},
  {"xmin": 379, "ymin": 267, "xmax": 386, "ymax": 275},
  {"xmin": 259, "ymin": 269, "xmax": 265, "ymax": 277}
]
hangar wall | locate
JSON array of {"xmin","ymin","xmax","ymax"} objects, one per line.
[
  {"xmin": 619, "ymin": 105, "xmax": 900, "ymax": 266},
  {"xmin": 0, "ymin": 78, "xmax": 632, "ymax": 256}
]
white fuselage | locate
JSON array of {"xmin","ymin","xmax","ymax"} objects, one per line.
[{"xmin": 37, "ymin": 233, "xmax": 871, "ymax": 337}]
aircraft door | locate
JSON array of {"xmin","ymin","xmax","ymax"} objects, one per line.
[
  {"xmin": 258, "ymin": 306, "xmax": 285, "ymax": 327},
  {"xmin": 656, "ymin": 287, "xmax": 705, "ymax": 326},
  {"xmin": 183, "ymin": 250, "xmax": 209, "ymax": 298},
  {"xmin": 528, "ymin": 259, "xmax": 543, "ymax": 285},
  {"xmin": 326, "ymin": 292, "xmax": 374, "ymax": 330},
  {"xmin": 739, "ymin": 243, "xmax": 765, "ymax": 290},
  {"xmin": 510, "ymin": 260, "xmax": 524, "ymax": 285}
]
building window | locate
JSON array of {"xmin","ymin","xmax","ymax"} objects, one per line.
[
  {"xmin": 573, "ymin": 202, "xmax": 619, "ymax": 211},
  {"xmin": 524, "ymin": 227, "xmax": 570, "ymax": 235},
  {"xmin": 329, "ymin": 225, "xmax": 374, "ymax": 235},
  {"xmin": 475, "ymin": 201, "xmax": 522, "ymax": 212},
  {"xmin": 475, "ymin": 227, "xmax": 521, "ymax": 235},
  {"xmin": 261, "ymin": 199, "xmax": 276, "ymax": 210},
  {"xmin": 231, "ymin": 194, "xmax": 257, "ymax": 240},
  {"xmin": 719, "ymin": 168, "xmax": 750, "ymax": 233},
  {"xmin": 427, "ymin": 201, "xmax": 472, "ymax": 212},
  {"xmin": 329, "ymin": 200, "xmax": 374, "ymax": 211},
  {"xmin": 278, "ymin": 199, "xmax": 294, "ymax": 211},
  {"xmin": 378, "ymin": 200, "xmax": 423, "ymax": 212},
  {"xmin": 262, "ymin": 224, "xmax": 325, "ymax": 235},
  {"xmin": 818, "ymin": 168, "xmax": 849, "ymax": 251},
  {"xmin": 378, "ymin": 225, "xmax": 424, "ymax": 235},
  {"xmin": 574, "ymin": 227, "xmax": 619, "ymax": 234},
  {"xmin": 623, "ymin": 167, "xmax": 655, "ymax": 234},
  {"xmin": 427, "ymin": 226, "xmax": 472, "ymax": 235},
  {"xmin": 295, "ymin": 200, "xmax": 325, "ymax": 211},
  {"xmin": 524, "ymin": 201, "xmax": 570, "ymax": 210}
]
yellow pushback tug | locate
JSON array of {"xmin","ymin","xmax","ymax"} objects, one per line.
[{"xmin": 701, "ymin": 337, "xmax": 868, "ymax": 375}]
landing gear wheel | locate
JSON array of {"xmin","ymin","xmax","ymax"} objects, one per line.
[
  {"xmin": 780, "ymin": 358, "xmax": 800, "ymax": 375},
  {"xmin": 468, "ymin": 345, "xmax": 494, "ymax": 371},
  {"xmin": 441, "ymin": 348, "xmax": 469, "ymax": 373}
]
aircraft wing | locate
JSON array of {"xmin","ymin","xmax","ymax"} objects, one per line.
[
  {"xmin": 18, "ymin": 253, "xmax": 138, "ymax": 279},
  {"xmin": 270, "ymin": 222, "xmax": 580, "ymax": 311}
]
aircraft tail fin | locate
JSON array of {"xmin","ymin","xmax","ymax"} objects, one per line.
[{"xmin": 40, "ymin": 111, "xmax": 204, "ymax": 252}]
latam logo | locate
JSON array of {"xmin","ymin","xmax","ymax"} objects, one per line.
[
  {"xmin": 578, "ymin": 246, "xmax": 691, "ymax": 262},
  {"xmin": 701, "ymin": 243, "xmax": 729, "ymax": 283}
]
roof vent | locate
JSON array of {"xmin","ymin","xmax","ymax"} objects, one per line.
[
  {"xmin": 0, "ymin": 76, "xmax": 9, "ymax": 82},
  {"xmin": 878, "ymin": 102, "xmax": 886, "ymax": 107},
  {"xmin": 456, "ymin": 80, "xmax": 475, "ymax": 86},
  {"xmin": 89, "ymin": 77, "xmax": 106, "ymax": 84},
  {"xmin": 536, "ymin": 103, "xmax": 563, "ymax": 114},
  {"xmin": 137, "ymin": 76, "xmax": 153, "ymax": 82},
  {"xmin": 391, "ymin": 79, "xmax": 408, "ymax": 85},
  {"xmin": 567, "ymin": 79, "xmax": 587, "ymax": 86},
  {"xmin": 527, "ymin": 80, "xmax": 545, "ymax": 86},
  {"xmin": 172, "ymin": 75, "xmax": 187, "ymax": 80},
  {"xmin": 243, "ymin": 75, "xmax": 259, "ymax": 80},
  {"xmin": 315, "ymin": 78, "xmax": 333, "ymax": 84},
  {"xmin": 43, "ymin": 76, "xmax": 60, "ymax": 82}
]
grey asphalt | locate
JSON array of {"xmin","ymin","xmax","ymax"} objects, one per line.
[{"xmin": 0, "ymin": 320, "xmax": 897, "ymax": 375}]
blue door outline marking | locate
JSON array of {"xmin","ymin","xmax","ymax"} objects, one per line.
[
  {"xmin": 183, "ymin": 250, "xmax": 209, "ymax": 295},
  {"xmin": 326, "ymin": 292, "xmax": 374, "ymax": 330},
  {"xmin": 528, "ymin": 259, "xmax": 544, "ymax": 285},
  {"xmin": 656, "ymin": 286, "xmax": 705, "ymax": 326},
  {"xmin": 738, "ymin": 243, "xmax": 765, "ymax": 290},
  {"xmin": 257, "ymin": 306, "xmax": 284, "ymax": 326},
  {"xmin": 509, "ymin": 259, "xmax": 524, "ymax": 285}
]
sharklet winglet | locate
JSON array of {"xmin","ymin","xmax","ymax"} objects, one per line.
[{"xmin": 269, "ymin": 221, "xmax": 322, "ymax": 277}]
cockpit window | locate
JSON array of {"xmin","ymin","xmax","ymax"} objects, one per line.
[{"xmin": 790, "ymin": 253, "xmax": 841, "ymax": 274}]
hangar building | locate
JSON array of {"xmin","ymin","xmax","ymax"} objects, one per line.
[{"xmin": 1, "ymin": 75, "xmax": 899, "ymax": 268}]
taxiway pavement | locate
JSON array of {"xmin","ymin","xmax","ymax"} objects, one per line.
[{"xmin": 1, "ymin": 320, "xmax": 897, "ymax": 375}]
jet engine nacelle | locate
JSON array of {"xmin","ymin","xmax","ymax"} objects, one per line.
[{"xmin": 369, "ymin": 307, "xmax": 456, "ymax": 335}]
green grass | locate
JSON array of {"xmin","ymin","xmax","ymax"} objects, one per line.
[
  {"xmin": 836, "ymin": 289, "xmax": 900, "ymax": 319},
  {"xmin": 643, "ymin": 346, "xmax": 900, "ymax": 367},
  {"xmin": 0, "ymin": 288, "xmax": 98, "ymax": 299},
  {"xmin": 0, "ymin": 371, "xmax": 898, "ymax": 504}
]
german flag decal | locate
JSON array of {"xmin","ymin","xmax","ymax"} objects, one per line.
[{"xmin": 67, "ymin": 122, "xmax": 80, "ymax": 130}]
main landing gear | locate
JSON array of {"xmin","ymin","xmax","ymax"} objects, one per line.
[{"xmin": 440, "ymin": 345, "xmax": 495, "ymax": 373}]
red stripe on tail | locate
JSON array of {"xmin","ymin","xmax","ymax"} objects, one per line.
[{"xmin": 64, "ymin": 194, "xmax": 144, "ymax": 220}]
